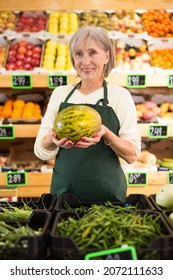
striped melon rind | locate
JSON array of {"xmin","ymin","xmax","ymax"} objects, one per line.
[{"xmin": 53, "ymin": 105, "xmax": 102, "ymax": 142}]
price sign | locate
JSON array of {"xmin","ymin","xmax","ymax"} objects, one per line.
[
  {"xmin": 84, "ymin": 246, "xmax": 137, "ymax": 260},
  {"xmin": 0, "ymin": 125, "xmax": 15, "ymax": 139},
  {"xmin": 6, "ymin": 171, "xmax": 27, "ymax": 187},
  {"xmin": 127, "ymin": 172, "xmax": 148, "ymax": 186},
  {"xmin": 12, "ymin": 75, "xmax": 32, "ymax": 89},
  {"xmin": 126, "ymin": 74, "xmax": 146, "ymax": 88},
  {"xmin": 48, "ymin": 75, "xmax": 68, "ymax": 88},
  {"xmin": 168, "ymin": 75, "xmax": 173, "ymax": 88},
  {"xmin": 168, "ymin": 172, "xmax": 173, "ymax": 184},
  {"xmin": 148, "ymin": 124, "xmax": 168, "ymax": 138}
]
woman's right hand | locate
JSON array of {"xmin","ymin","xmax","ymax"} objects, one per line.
[{"xmin": 51, "ymin": 131, "xmax": 75, "ymax": 149}]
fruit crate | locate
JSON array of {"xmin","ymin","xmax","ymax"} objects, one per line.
[
  {"xmin": 14, "ymin": 11, "xmax": 47, "ymax": 34},
  {"xmin": 0, "ymin": 209, "xmax": 52, "ymax": 259},
  {"xmin": 5, "ymin": 33, "xmax": 43, "ymax": 72},
  {"xmin": 149, "ymin": 194, "xmax": 173, "ymax": 212},
  {"xmin": 0, "ymin": 193, "xmax": 57, "ymax": 211},
  {"xmin": 54, "ymin": 192, "xmax": 155, "ymax": 213},
  {"xmin": 50, "ymin": 210, "xmax": 173, "ymax": 260},
  {"xmin": 0, "ymin": 11, "xmax": 18, "ymax": 35}
]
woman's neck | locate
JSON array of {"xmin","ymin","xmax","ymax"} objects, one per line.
[{"xmin": 77, "ymin": 79, "xmax": 104, "ymax": 95}]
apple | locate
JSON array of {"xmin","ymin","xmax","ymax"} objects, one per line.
[
  {"xmin": 31, "ymin": 58, "xmax": 40, "ymax": 66},
  {"xmin": 27, "ymin": 50, "xmax": 33, "ymax": 56},
  {"xmin": 33, "ymin": 46, "xmax": 42, "ymax": 53},
  {"xmin": 7, "ymin": 56, "xmax": 17, "ymax": 63},
  {"xmin": 142, "ymin": 109, "xmax": 155, "ymax": 121},
  {"xmin": 16, "ymin": 53, "xmax": 25, "ymax": 60},
  {"xmin": 6, "ymin": 63, "xmax": 16, "ymax": 70},
  {"xmin": 26, "ymin": 43, "xmax": 34, "ymax": 50},
  {"xmin": 18, "ymin": 46, "xmax": 27, "ymax": 54}
]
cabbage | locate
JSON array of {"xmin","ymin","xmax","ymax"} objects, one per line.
[{"xmin": 155, "ymin": 184, "xmax": 173, "ymax": 209}]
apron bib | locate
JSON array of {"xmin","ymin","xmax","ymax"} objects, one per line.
[{"xmin": 50, "ymin": 80, "xmax": 127, "ymax": 202}]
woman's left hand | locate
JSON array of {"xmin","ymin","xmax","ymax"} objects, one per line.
[{"xmin": 75, "ymin": 125, "xmax": 107, "ymax": 148}]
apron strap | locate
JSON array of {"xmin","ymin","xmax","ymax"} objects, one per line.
[
  {"xmin": 63, "ymin": 81, "xmax": 81, "ymax": 104},
  {"xmin": 96, "ymin": 80, "xmax": 109, "ymax": 106}
]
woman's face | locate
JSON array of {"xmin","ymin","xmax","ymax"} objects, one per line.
[{"xmin": 72, "ymin": 39, "xmax": 109, "ymax": 82}]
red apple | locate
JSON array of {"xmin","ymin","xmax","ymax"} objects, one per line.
[
  {"xmin": 26, "ymin": 43, "xmax": 34, "ymax": 50},
  {"xmin": 33, "ymin": 46, "xmax": 42, "ymax": 53},
  {"xmin": 31, "ymin": 58, "xmax": 40, "ymax": 66},
  {"xmin": 27, "ymin": 50, "xmax": 33, "ymax": 56},
  {"xmin": 142, "ymin": 109, "xmax": 155, "ymax": 121},
  {"xmin": 32, "ymin": 52, "xmax": 41, "ymax": 59},
  {"xmin": 11, "ymin": 43, "xmax": 19, "ymax": 50},
  {"xmin": 6, "ymin": 63, "xmax": 16, "ymax": 70},
  {"xmin": 19, "ymin": 40, "xmax": 27, "ymax": 47},
  {"xmin": 24, "ymin": 56, "xmax": 32, "ymax": 64},
  {"xmin": 16, "ymin": 53, "xmax": 25, "ymax": 60},
  {"xmin": 7, "ymin": 56, "xmax": 17, "ymax": 63}
]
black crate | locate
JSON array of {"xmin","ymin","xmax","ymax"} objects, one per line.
[
  {"xmin": 50, "ymin": 209, "xmax": 173, "ymax": 260},
  {"xmin": 162, "ymin": 211, "xmax": 173, "ymax": 231},
  {"xmin": 0, "ymin": 210, "xmax": 52, "ymax": 260},
  {"xmin": 149, "ymin": 194, "xmax": 173, "ymax": 212},
  {"xmin": 0, "ymin": 193, "xmax": 57, "ymax": 211},
  {"xmin": 54, "ymin": 193, "xmax": 155, "ymax": 213}
]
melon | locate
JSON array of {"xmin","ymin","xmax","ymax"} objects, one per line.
[
  {"xmin": 53, "ymin": 105, "xmax": 102, "ymax": 143},
  {"xmin": 155, "ymin": 184, "xmax": 173, "ymax": 209}
]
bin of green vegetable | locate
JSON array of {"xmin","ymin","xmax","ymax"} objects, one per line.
[
  {"xmin": 0, "ymin": 209, "xmax": 52, "ymax": 259},
  {"xmin": 50, "ymin": 203, "xmax": 173, "ymax": 260}
]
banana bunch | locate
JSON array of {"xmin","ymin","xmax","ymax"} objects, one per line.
[{"xmin": 157, "ymin": 158, "xmax": 173, "ymax": 169}]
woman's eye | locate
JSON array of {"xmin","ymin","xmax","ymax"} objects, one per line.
[
  {"xmin": 89, "ymin": 50, "xmax": 96, "ymax": 56},
  {"xmin": 75, "ymin": 52, "xmax": 82, "ymax": 56}
]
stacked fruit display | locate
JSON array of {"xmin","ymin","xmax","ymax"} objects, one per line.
[
  {"xmin": 150, "ymin": 47, "xmax": 173, "ymax": 69},
  {"xmin": 115, "ymin": 40, "xmax": 151, "ymax": 70},
  {"xmin": 5, "ymin": 39, "xmax": 42, "ymax": 71},
  {"xmin": 111, "ymin": 10, "xmax": 144, "ymax": 33},
  {"xmin": 0, "ymin": 11, "xmax": 17, "ymax": 33},
  {"xmin": 79, "ymin": 12, "xmax": 111, "ymax": 31},
  {"xmin": 0, "ymin": 99, "xmax": 42, "ymax": 120},
  {"xmin": 42, "ymin": 40, "xmax": 72, "ymax": 71},
  {"xmin": 136, "ymin": 101, "xmax": 173, "ymax": 122},
  {"xmin": 15, "ymin": 12, "xmax": 47, "ymax": 33},
  {"xmin": 141, "ymin": 10, "xmax": 173, "ymax": 38},
  {"xmin": 47, "ymin": 11, "xmax": 79, "ymax": 35}
]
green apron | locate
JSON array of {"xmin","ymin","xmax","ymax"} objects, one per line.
[{"xmin": 50, "ymin": 80, "xmax": 127, "ymax": 202}]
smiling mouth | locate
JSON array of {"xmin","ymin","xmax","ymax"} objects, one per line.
[{"xmin": 81, "ymin": 68, "xmax": 94, "ymax": 73}]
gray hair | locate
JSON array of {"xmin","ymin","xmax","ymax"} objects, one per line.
[{"xmin": 69, "ymin": 26, "xmax": 115, "ymax": 77}]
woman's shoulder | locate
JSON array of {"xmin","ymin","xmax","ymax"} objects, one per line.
[
  {"xmin": 107, "ymin": 83, "xmax": 130, "ymax": 95},
  {"xmin": 52, "ymin": 84, "xmax": 74, "ymax": 94}
]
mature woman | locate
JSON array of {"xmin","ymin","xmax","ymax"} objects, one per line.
[{"xmin": 34, "ymin": 26, "xmax": 141, "ymax": 202}]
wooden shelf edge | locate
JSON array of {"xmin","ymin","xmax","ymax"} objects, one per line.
[
  {"xmin": 0, "ymin": 73, "xmax": 172, "ymax": 88},
  {"xmin": 0, "ymin": 171, "xmax": 169, "ymax": 197}
]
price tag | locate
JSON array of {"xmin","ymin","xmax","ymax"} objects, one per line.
[
  {"xmin": 12, "ymin": 75, "xmax": 32, "ymax": 89},
  {"xmin": 0, "ymin": 125, "xmax": 15, "ymax": 139},
  {"xmin": 168, "ymin": 75, "xmax": 173, "ymax": 88},
  {"xmin": 84, "ymin": 246, "xmax": 137, "ymax": 260},
  {"xmin": 127, "ymin": 172, "xmax": 148, "ymax": 186},
  {"xmin": 48, "ymin": 75, "xmax": 68, "ymax": 88},
  {"xmin": 168, "ymin": 172, "xmax": 173, "ymax": 184},
  {"xmin": 6, "ymin": 171, "xmax": 27, "ymax": 187},
  {"xmin": 126, "ymin": 74, "xmax": 146, "ymax": 88},
  {"xmin": 148, "ymin": 124, "xmax": 168, "ymax": 138}
]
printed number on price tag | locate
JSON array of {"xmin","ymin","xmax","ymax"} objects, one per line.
[
  {"xmin": 48, "ymin": 75, "xmax": 68, "ymax": 88},
  {"xmin": 148, "ymin": 124, "xmax": 168, "ymax": 138},
  {"xmin": 6, "ymin": 172, "xmax": 27, "ymax": 187},
  {"xmin": 126, "ymin": 74, "xmax": 146, "ymax": 88},
  {"xmin": 127, "ymin": 172, "xmax": 147, "ymax": 186},
  {"xmin": 0, "ymin": 125, "xmax": 15, "ymax": 139},
  {"xmin": 12, "ymin": 75, "xmax": 32, "ymax": 89},
  {"xmin": 168, "ymin": 75, "xmax": 173, "ymax": 88}
]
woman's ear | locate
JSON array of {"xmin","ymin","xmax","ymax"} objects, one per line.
[{"xmin": 105, "ymin": 50, "xmax": 110, "ymax": 64}]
